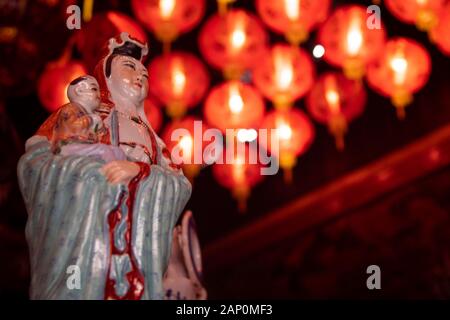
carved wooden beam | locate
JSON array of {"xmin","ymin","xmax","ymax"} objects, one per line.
[{"xmin": 204, "ymin": 124, "xmax": 450, "ymax": 270}]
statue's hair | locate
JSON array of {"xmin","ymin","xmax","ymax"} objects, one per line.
[
  {"xmin": 69, "ymin": 76, "xmax": 89, "ymax": 86},
  {"xmin": 105, "ymin": 41, "xmax": 145, "ymax": 78}
]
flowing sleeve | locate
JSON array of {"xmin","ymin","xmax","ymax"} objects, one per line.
[
  {"xmin": 131, "ymin": 132, "xmax": 192, "ymax": 299},
  {"xmin": 17, "ymin": 137, "xmax": 123, "ymax": 299}
]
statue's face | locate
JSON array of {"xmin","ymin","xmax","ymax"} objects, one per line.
[
  {"xmin": 68, "ymin": 76, "xmax": 100, "ymax": 113},
  {"xmin": 108, "ymin": 55, "xmax": 149, "ymax": 105}
]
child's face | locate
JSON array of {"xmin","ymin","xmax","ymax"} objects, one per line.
[{"xmin": 70, "ymin": 77, "xmax": 100, "ymax": 112}]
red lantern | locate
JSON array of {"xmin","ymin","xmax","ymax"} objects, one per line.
[
  {"xmin": 318, "ymin": 5, "xmax": 386, "ymax": 80},
  {"xmin": 204, "ymin": 81, "xmax": 265, "ymax": 134},
  {"xmin": 76, "ymin": 11, "xmax": 148, "ymax": 72},
  {"xmin": 430, "ymin": 2, "xmax": 450, "ymax": 56},
  {"xmin": 148, "ymin": 51, "xmax": 210, "ymax": 119},
  {"xmin": 366, "ymin": 37, "xmax": 431, "ymax": 119},
  {"xmin": 37, "ymin": 60, "xmax": 87, "ymax": 112},
  {"xmin": 161, "ymin": 116, "xmax": 208, "ymax": 180},
  {"xmin": 256, "ymin": 0, "xmax": 331, "ymax": 45},
  {"xmin": 212, "ymin": 143, "xmax": 264, "ymax": 212},
  {"xmin": 260, "ymin": 108, "xmax": 315, "ymax": 183},
  {"xmin": 385, "ymin": 0, "xmax": 446, "ymax": 32},
  {"xmin": 199, "ymin": 9, "xmax": 268, "ymax": 79},
  {"xmin": 143, "ymin": 97, "xmax": 163, "ymax": 133},
  {"xmin": 306, "ymin": 72, "xmax": 366, "ymax": 150},
  {"xmin": 253, "ymin": 43, "xmax": 315, "ymax": 110},
  {"xmin": 131, "ymin": 0, "xmax": 204, "ymax": 49}
]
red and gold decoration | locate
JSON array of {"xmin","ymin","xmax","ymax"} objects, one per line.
[
  {"xmin": 131, "ymin": 0, "xmax": 205, "ymax": 52},
  {"xmin": 367, "ymin": 37, "xmax": 432, "ymax": 119},
  {"xmin": 260, "ymin": 109, "xmax": 315, "ymax": 183},
  {"xmin": 198, "ymin": 9, "xmax": 268, "ymax": 79},
  {"xmin": 306, "ymin": 72, "xmax": 366, "ymax": 150},
  {"xmin": 28, "ymin": 1, "xmax": 445, "ymax": 211},
  {"xmin": 253, "ymin": 43, "xmax": 315, "ymax": 110},
  {"xmin": 148, "ymin": 51, "xmax": 210, "ymax": 119},
  {"xmin": 76, "ymin": 11, "xmax": 148, "ymax": 72},
  {"xmin": 212, "ymin": 143, "xmax": 264, "ymax": 212},
  {"xmin": 204, "ymin": 80, "xmax": 265, "ymax": 134},
  {"xmin": 37, "ymin": 60, "xmax": 86, "ymax": 112},
  {"xmin": 162, "ymin": 116, "xmax": 208, "ymax": 181},
  {"xmin": 256, "ymin": 0, "xmax": 331, "ymax": 45},
  {"xmin": 318, "ymin": 5, "xmax": 386, "ymax": 80},
  {"xmin": 385, "ymin": 0, "xmax": 447, "ymax": 32}
]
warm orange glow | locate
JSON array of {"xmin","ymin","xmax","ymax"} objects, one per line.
[
  {"xmin": 179, "ymin": 134, "xmax": 193, "ymax": 159},
  {"xmin": 232, "ymin": 156, "xmax": 245, "ymax": 184},
  {"xmin": 346, "ymin": 15, "xmax": 363, "ymax": 56},
  {"xmin": 159, "ymin": 0, "xmax": 176, "ymax": 19},
  {"xmin": 230, "ymin": 18, "xmax": 246, "ymax": 52},
  {"xmin": 390, "ymin": 49, "xmax": 408, "ymax": 86},
  {"xmin": 171, "ymin": 58, "xmax": 186, "ymax": 96},
  {"xmin": 284, "ymin": 0, "xmax": 300, "ymax": 20},
  {"xmin": 324, "ymin": 76, "xmax": 341, "ymax": 114},
  {"xmin": 276, "ymin": 118, "xmax": 293, "ymax": 141},
  {"xmin": 274, "ymin": 48, "xmax": 294, "ymax": 91},
  {"xmin": 228, "ymin": 83, "xmax": 244, "ymax": 114}
]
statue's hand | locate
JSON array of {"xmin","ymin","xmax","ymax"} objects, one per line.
[{"xmin": 100, "ymin": 160, "xmax": 140, "ymax": 185}]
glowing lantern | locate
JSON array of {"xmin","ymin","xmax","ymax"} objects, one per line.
[
  {"xmin": 430, "ymin": 2, "xmax": 450, "ymax": 56},
  {"xmin": 385, "ymin": 0, "xmax": 446, "ymax": 32},
  {"xmin": 212, "ymin": 143, "xmax": 264, "ymax": 212},
  {"xmin": 131, "ymin": 0, "xmax": 205, "ymax": 51},
  {"xmin": 253, "ymin": 43, "xmax": 315, "ymax": 110},
  {"xmin": 199, "ymin": 9, "xmax": 268, "ymax": 79},
  {"xmin": 37, "ymin": 61, "xmax": 87, "ymax": 112},
  {"xmin": 204, "ymin": 81, "xmax": 265, "ymax": 135},
  {"xmin": 260, "ymin": 109, "xmax": 315, "ymax": 183},
  {"xmin": 366, "ymin": 37, "xmax": 431, "ymax": 119},
  {"xmin": 162, "ymin": 116, "xmax": 208, "ymax": 180},
  {"xmin": 306, "ymin": 72, "xmax": 366, "ymax": 150},
  {"xmin": 76, "ymin": 11, "xmax": 147, "ymax": 72},
  {"xmin": 318, "ymin": 5, "xmax": 386, "ymax": 80},
  {"xmin": 143, "ymin": 97, "xmax": 163, "ymax": 133},
  {"xmin": 148, "ymin": 52, "xmax": 210, "ymax": 119},
  {"xmin": 256, "ymin": 0, "xmax": 331, "ymax": 45}
]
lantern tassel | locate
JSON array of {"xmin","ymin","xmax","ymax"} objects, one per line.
[
  {"xmin": 217, "ymin": 0, "xmax": 236, "ymax": 15},
  {"xmin": 392, "ymin": 90, "xmax": 413, "ymax": 120},
  {"xmin": 280, "ymin": 152, "xmax": 297, "ymax": 185},
  {"xmin": 83, "ymin": 0, "xmax": 94, "ymax": 22},
  {"xmin": 329, "ymin": 114, "xmax": 347, "ymax": 151},
  {"xmin": 233, "ymin": 185, "xmax": 250, "ymax": 213}
]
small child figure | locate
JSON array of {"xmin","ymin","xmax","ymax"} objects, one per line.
[{"xmin": 52, "ymin": 75, "xmax": 126, "ymax": 162}]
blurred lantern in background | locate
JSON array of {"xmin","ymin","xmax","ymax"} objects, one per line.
[
  {"xmin": 306, "ymin": 72, "xmax": 366, "ymax": 150},
  {"xmin": 131, "ymin": 0, "xmax": 205, "ymax": 52},
  {"xmin": 318, "ymin": 5, "xmax": 386, "ymax": 80},
  {"xmin": 204, "ymin": 81, "xmax": 265, "ymax": 136},
  {"xmin": 37, "ymin": 60, "xmax": 86, "ymax": 112},
  {"xmin": 199, "ymin": 9, "xmax": 268, "ymax": 79},
  {"xmin": 385, "ymin": 0, "xmax": 446, "ymax": 32},
  {"xmin": 143, "ymin": 96, "xmax": 163, "ymax": 133},
  {"xmin": 148, "ymin": 51, "xmax": 210, "ymax": 119},
  {"xmin": 260, "ymin": 109, "xmax": 315, "ymax": 183},
  {"xmin": 76, "ymin": 11, "xmax": 147, "ymax": 72},
  {"xmin": 430, "ymin": 2, "xmax": 450, "ymax": 56},
  {"xmin": 253, "ymin": 43, "xmax": 315, "ymax": 110},
  {"xmin": 162, "ymin": 116, "xmax": 208, "ymax": 181},
  {"xmin": 256, "ymin": 0, "xmax": 331, "ymax": 45},
  {"xmin": 367, "ymin": 37, "xmax": 431, "ymax": 119},
  {"xmin": 212, "ymin": 143, "xmax": 264, "ymax": 212}
]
